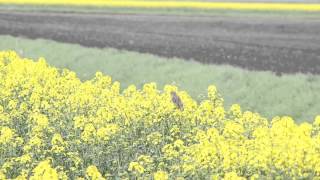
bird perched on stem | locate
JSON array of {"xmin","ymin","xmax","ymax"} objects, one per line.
[{"xmin": 171, "ymin": 91, "xmax": 184, "ymax": 111}]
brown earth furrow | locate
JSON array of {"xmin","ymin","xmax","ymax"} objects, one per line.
[{"xmin": 0, "ymin": 11, "xmax": 319, "ymax": 74}]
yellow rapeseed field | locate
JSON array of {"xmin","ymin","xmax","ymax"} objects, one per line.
[
  {"xmin": 0, "ymin": 50, "xmax": 320, "ymax": 179},
  {"xmin": 0, "ymin": 0, "xmax": 320, "ymax": 11}
]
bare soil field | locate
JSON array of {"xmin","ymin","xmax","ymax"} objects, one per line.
[{"xmin": 0, "ymin": 11, "xmax": 319, "ymax": 74}]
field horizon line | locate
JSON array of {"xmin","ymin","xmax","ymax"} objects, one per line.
[{"xmin": 1, "ymin": 0, "xmax": 320, "ymax": 11}]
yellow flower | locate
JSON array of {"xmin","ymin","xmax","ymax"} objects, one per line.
[
  {"xmin": 230, "ymin": 104, "xmax": 242, "ymax": 117},
  {"xmin": 0, "ymin": 170, "xmax": 6, "ymax": 180},
  {"xmin": 224, "ymin": 172, "xmax": 245, "ymax": 180},
  {"xmin": 154, "ymin": 170, "xmax": 169, "ymax": 180},
  {"xmin": 147, "ymin": 132, "xmax": 163, "ymax": 145},
  {"xmin": 15, "ymin": 169, "xmax": 29, "ymax": 180},
  {"xmin": 17, "ymin": 154, "xmax": 32, "ymax": 164},
  {"xmin": 314, "ymin": 115, "xmax": 320, "ymax": 126},
  {"xmin": 30, "ymin": 160, "xmax": 58, "ymax": 180},
  {"xmin": 31, "ymin": 113, "xmax": 49, "ymax": 128},
  {"xmin": 81, "ymin": 123, "xmax": 96, "ymax": 143},
  {"xmin": 96, "ymin": 124, "xmax": 119, "ymax": 142},
  {"xmin": 207, "ymin": 85, "xmax": 223, "ymax": 107},
  {"xmin": 128, "ymin": 162, "xmax": 145, "ymax": 174},
  {"xmin": 86, "ymin": 165, "xmax": 105, "ymax": 180},
  {"xmin": 173, "ymin": 139, "xmax": 184, "ymax": 149},
  {"xmin": 137, "ymin": 155, "xmax": 153, "ymax": 168},
  {"xmin": 0, "ymin": 127, "xmax": 14, "ymax": 145},
  {"xmin": 0, "ymin": 51, "xmax": 319, "ymax": 179},
  {"xmin": 51, "ymin": 133, "xmax": 66, "ymax": 153},
  {"xmin": 223, "ymin": 122, "xmax": 244, "ymax": 138},
  {"xmin": 7, "ymin": 100, "xmax": 17, "ymax": 110},
  {"xmin": 51, "ymin": 133, "xmax": 64, "ymax": 145}
]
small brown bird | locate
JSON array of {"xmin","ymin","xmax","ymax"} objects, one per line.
[{"xmin": 171, "ymin": 91, "xmax": 184, "ymax": 111}]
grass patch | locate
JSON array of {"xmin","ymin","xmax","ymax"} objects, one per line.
[{"xmin": 0, "ymin": 35, "xmax": 319, "ymax": 122}]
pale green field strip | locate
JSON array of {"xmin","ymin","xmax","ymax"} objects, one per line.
[
  {"xmin": 0, "ymin": 35, "xmax": 319, "ymax": 122},
  {"xmin": 1, "ymin": 0, "xmax": 320, "ymax": 11}
]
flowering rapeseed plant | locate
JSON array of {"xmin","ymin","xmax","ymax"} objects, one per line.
[
  {"xmin": 0, "ymin": 50, "xmax": 320, "ymax": 179},
  {"xmin": 0, "ymin": 0, "xmax": 320, "ymax": 11}
]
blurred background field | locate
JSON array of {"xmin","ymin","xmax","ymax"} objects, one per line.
[
  {"xmin": 0, "ymin": 0, "xmax": 320, "ymax": 179},
  {"xmin": 1, "ymin": 35, "xmax": 319, "ymax": 123},
  {"xmin": 1, "ymin": 5, "xmax": 319, "ymax": 17},
  {"xmin": 0, "ymin": 0, "xmax": 319, "ymax": 124},
  {"xmin": 0, "ymin": 0, "xmax": 320, "ymax": 12}
]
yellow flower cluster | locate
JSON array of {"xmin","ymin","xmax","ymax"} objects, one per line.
[
  {"xmin": 0, "ymin": 0, "xmax": 320, "ymax": 11},
  {"xmin": 0, "ymin": 50, "xmax": 320, "ymax": 179}
]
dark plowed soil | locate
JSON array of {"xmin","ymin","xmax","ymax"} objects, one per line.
[{"xmin": 0, "ymin": 11, "xmax": 320, "ymax": 74}]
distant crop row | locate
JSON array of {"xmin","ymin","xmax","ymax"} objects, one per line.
[
  {"xmin": 1, "ymin": 0, "xmax": 320, "ymax": 11},
  {"xmin": 0, "ymin": 51, "xmax": 320, "ymax": 179}
]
